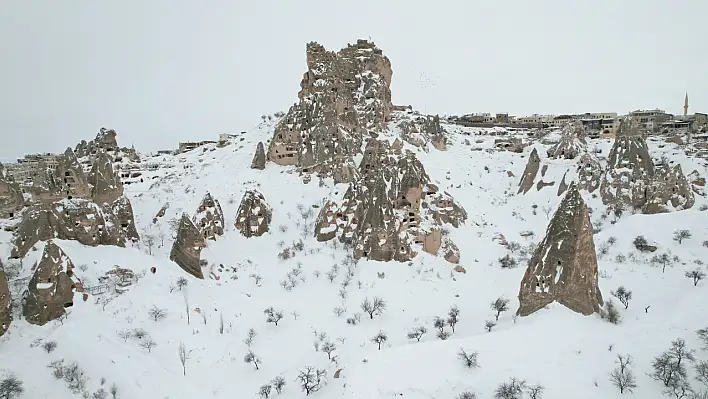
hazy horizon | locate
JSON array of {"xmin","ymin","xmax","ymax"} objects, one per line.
[{"xmin": 2, "ymin": 0, "xmax": 706, "ymax": 159}]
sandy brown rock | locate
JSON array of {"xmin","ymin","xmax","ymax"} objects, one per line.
[
  {"xmin": 193, "ymin": 192, "xmax": 224, "ymax": 240},
  {"xmin": 169, "ymin": 213, "xmax": 205, "ymax": 279},
  {"xmin": 22, "ymin": 241, "xmax": 77, "ymax": 325},
  {"xmin": 235, "ymin": 190, "xmax": 272, "ymax": 238},
  {"xmin": 517, "ymin": 184, "xmax": 603, "ymax": 317},
  {"xmin": 251, "ymin": 142, "xmax": 266, "ymax": 170},
  {"xmin": 11, "ymin": 199, "xmax": 127, "ymax": 258},
  {"xmin": 111, "ymin": 196, "xmax": 140, "ymax": 243},
  {"xmin": 0, "ymin": 264, "xmax": 10, "ymax": 336},
  {"xmin": 644, "ymin": 164, "xmax": 695, "ymax": 213},
  {"xmin": 442, "ymin": 237, "xmax": 460, "ymax": 264},
  {"xmin": 0, "ymin": 162, "xmax": 24, "ymax": 219},
  {"xmin": 31, "ymin": 148, "xmax": 91, "ymax": 204},
  {"xmin": 517, "ymin": 148, "xmax": 541, "ymax": 194},
  {"xmin": 89, "ymin": 150, "xmax": 123, "ymax": 205},
  {"xmin": 576, "ymin": 153, "xmax": 602, "ymax": 193}
]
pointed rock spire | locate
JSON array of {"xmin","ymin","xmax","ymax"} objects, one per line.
[
  {"xmin": 193, "ymin": 192, "xmax": 225, "ymax": 240},
  {"xmin": 23, "ymin": 241, "xmax": 77, "ymax": 325},
  {"xmin": 234, "ymin": 190, "xmax": 272, "ymax": 238},
  {"xmin": 251, "ymin": 142, "xmax": 266, "ymax": 170},
  {"xmin": 517, "ymin": 148, "xmax": 541, "ymax": 195},
  {"xmin": 89, "ymin": 150, "xmax": 124, "ymax": 204},
  {"xmin": 169, "ymin": 213, "xmax": 205, "ymax": 279}
]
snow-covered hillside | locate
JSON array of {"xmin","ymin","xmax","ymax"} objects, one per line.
[{"xmin": 1, "ymin": 116, "xmax": 708, "ymax": 399}]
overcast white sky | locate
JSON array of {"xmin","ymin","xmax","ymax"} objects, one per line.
[{"xmin": 1, "ymin": 0, "xmax": 706, "ymax": 159}]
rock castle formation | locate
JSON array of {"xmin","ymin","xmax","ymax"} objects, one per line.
[{"xmin": 517, "ymin": 184, "xmax": 603, "ymax": 316}]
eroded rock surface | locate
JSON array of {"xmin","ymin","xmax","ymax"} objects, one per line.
[
  {"xmin": 193, "ymin": 192, "xmax": 224, "ymax": 240},
  {"xmin": 0, "ymin": 162, "xmax": 24, "ymax": 218},
  {"xmin": 517, "ymin": 148, "xmax": 541, "ymax": 194},
  {"xmin": 576, "ymin": 153, "xmax": 602, "ymax": 193},
  {"xmin": 547, "ymin": 122, "xmax": 587, "ymax": 159},
  {"xmin": 251, "ymin": 142, "xmax": 266, "ymax": 170},
  {"xmin": 517, "ymin": 184, "xmax": 603, "ymax": 317},
  {"xmin": 88, "ymin": 150, "xmax": 124, "ymax": 204},
  {"xmin": 644, "ymin": 164, "xmax": 695, "ymax": 213},
  {"xmin": 235, "ymin": 190, "xmax": 272, "ymax": 237},
  {"xmin": 0, "ymin": 264, "xmax": 10, "ymax": 336},
  {"xmin": 169, "ymin": 213, "xmax": 205, "ymax": 279},
  {"xmin": 22, "ymin": 241, "xmax": 78, "ymax": 325},
  {"xmin": 31, "ymin": 148, "xmax": 91, "ymax": 204}
]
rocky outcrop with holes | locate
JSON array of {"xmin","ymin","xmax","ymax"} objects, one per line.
[
  {"xmin": 644, "ymin": 164, "xmax": 695, "ymax": 213},
  {"xmin": 111, "ymin": 196, "xmax": 140, "ymax": 243},
  {"xmin": 600, "ymin": 120, "xmax": 654, "ymax": 212},
  {"xmin": 0, "ymin": 264, "xmax": 10, "ymax": 337},
  {"xmin": 517, "ymin": 148, "xmax": 541, "ymax": 194},
  {"xmin": 0, "ymin": 162, "xmax": 24, "ymax": 219},
  {"xmin": 517, "ymin": 184, "xmax": 603, "ymax": 317},
  {"xmin": 169, "ymin": 213, "xmax": 206, "ymax": 279},
  {"xmin": 74, "ymin": 127, "xmax": 139, "ymax": 163},
  {"xmin": 22, "ymin": 241, "xmax": 78, "ymax": 325},
  {"xmin": 576, "ymin": 153, "xmax": 602, "ymax": 193},
  {"xmin": 267, "ymin": 39, "xmax": 392, "ymax": 178},
  {"xmin": 235, "ymin": 190, "xmax": 272, "ymax": 238},
  {"xmin": 396, "ymin": 114, "xmax": 447, "ymax": 150},
  {"xmin": 88, "ymin": 150, "xmax": 124, "ymax": 205},
  {"xmin": 193, "ymin": 192, "xmax": 224, "ymax": 240},
  {"xmin": 547, "ymin": 122, "xmax": 587, "ymax": 159},
  {"xmin": 31, "ymin": 148, "xmax": 91, "ymax": 204},
  {"xmin": 10, "ymin": 198, "xmax": 130, "ymax": 258},
  {"xmin": 251, "ymin": 142, "xmax": 266, "ymax": 170}
]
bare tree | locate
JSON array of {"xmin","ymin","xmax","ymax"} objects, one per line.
[
  {"xmin": 494, "ymin": 377, "xmax": 527, "ymax": 399},
  {"xmin": 609, "ymin": 354, "xmax": 637, "ymax": 394},
  {"xmin": 447, "ymin": 306, "xmax": 460, "ymax": 333},
  {"xmin": 433, "ymin": 316, "xmax": 447, "ymax": 335},
  {"xmin": 458, "ymin": 349, "xmax": 480, "ymax": 368},
  {"xmin": 694, "ymin": 361, "xmax": 708, "ymax": 389},
  {"xmin": 148, "ymin": 305, "xmax": 167, "ymax": 321},
  {"xmin": 321, "ymin": 341, "xmax": 336, "ymax": 360},
  {"xmin": 611, "ymin": 286, "xmax": 632, "ymax": 309},
  {"xmin": 698, "ymin": 328, "xmax": 708, "ymax": 350},
  {"xmin": 263, "ymin": 307, "xmax": 284, "ymax": 326},
  {"xmin": 117, "ymin": 329, "xmax": 131, "ymax": 343},
  {"xmin": 132, "ymin": 328, "xmax": 148, "ymax": 340},
  {"xmin": 0, "ymin": 374, "xmax": 24, "ymax": 399},
  {"xmin": 258, "ymin": 384, "xmax": 272, "ymax": 398},
  {"xmin": 371, "ymin": 330, "xmax": 388, "ymax": 350},
  {"xmin": 244, "ymin": 349, "xmax": 262, "ymax": 370},
  {"xmin": 296, "ymin": 366, "xmax": 326, "ymax": 395},
  {"xmin": 360, "ymin": 297, "xmax": 387, "ymax": 319},
  {"xmin": 407, "ymin": 326, "xmax": 427, "ymax": 342},
  {"xmin": 686, "ymin": 269, "xmax": 706, "ymax": 286},
  {"xmin": 651, "ymin": 338, "xmax": 695, "ymax": 389},
  {"xmin": 491, "ymin": 297, "xmax": 510, "ymax": 321},
  {"xmin": 42, "ymin": 340, "xmax": 58, "ymax": 353},
  {"xmin": 485, "ymin": 320, "xmax": 497, "ymax": 332},
  {"xmin": 140, "ymin": 339, "xmax": 157, "ymax": 353},
  {"xmin": 457, "ymin": 392, "xmax": 477, "ymax": 399},
  {"xmin": 178, "ymin": 341, "xmax": 189, "ymax": 376},
  {"xmin": 674, "ymin": 229, "xmax": 692, "ymax": 244},
  {"xmin": 271, "ymin": 376, "xmax": 286, "ymax": 394},
  {"xmin": 110, "ymin": 383, "xmax": 118, "ymax": 399},
  {"xmin": 219, "ymin": 312, "xmax": 224, "ymax": 334},
  {"xmin": 184, "ymin": 289, "xmax": 190, "ymax": 325},
  {"xmin": 651, "ymin": 252, "xmax": 676, "ymax": 273},
  {"xmin": 244, "ymin": 328, "xmax": 258, "ymax": 347},
  {"xmin": 142, "ymin": 234, "xmax": 156, "ymax": 255},
  {"xmin": 176, "ymin": 277, "xmax": 188, "ymax": 290},
  {"xmin": 600, "ymin": 300, "xmax": 621, "ymax": 324},
  {"xmin": 527, "ymin": 384, "xmax": 545, "ymax": 399}
]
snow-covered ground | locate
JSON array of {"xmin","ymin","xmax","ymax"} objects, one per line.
[{"xmin": 1, "ymin": 118, "xmax": 708, "ymax": 399}]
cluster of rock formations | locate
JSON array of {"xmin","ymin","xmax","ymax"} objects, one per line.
[
  {"xmin": 0, "ymin": 163, "xmax": 24, "ymax": 219},
  {"xmin": 517, "ymin": 184, "xmax": 603, "ymax": 317},
  {"xmin": 22, "ymin": 241, "xmax": 81, "ymax": 325}
]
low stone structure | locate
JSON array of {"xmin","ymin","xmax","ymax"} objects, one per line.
[
  {"xmin": 22, "ymin": 241, "xmax": 78, "ymax": 325},
  {"xmin": 0, "ymin": 162, "xmax": 24, "ymax": 219},
  {"xmin": 169, "ymin": 213, "xmax": 206, "ymax": 279},
  {"xmin": 251, "ymin": 142, "xmax": 266, "ymax": 170},
  {"xmin": 517, "ymin": 184, "xmax": 603, "ymax": 317},
  {"xmin": 193, "ymin": 192, "xmax": 225, "ymax": 240},
  {"xmin": 0, "ymin": 264, "xmax": 10, "ymax": 336},
  {"xmin": 235, "ymin": 190, "xmax": 272, "ymax": 237}
]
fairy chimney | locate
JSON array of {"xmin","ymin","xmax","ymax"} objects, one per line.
[
  {"xmin": 234, "ymin": 190, "xmax": 272, "ymax": 237},
  {"xmin": 517, "ymin": 184, "xmax": 603, "ymax": 317},
  {"xmin": 169, "ymin": 213, "xmax": 206, "ymax": 279},
  {"xmin": 0, "ymin": 162, "xmax": 24, "ymax": 219},
  {"xmin": 88, "ymin": 150, "xmax": 124, "ymax": 205},
  {"xmin": 517, "ymin": 148, "xmax": 541, "ymax": 195},
  {"xmin": 644, "ymin": 164, "xmax": 695, "ymax": 213},
  {"xmin": 193, "ymin": 192, "xmax": 225, "ymax": 240},
  {"xmin": 251, "ymin": 142, "xmax": 266, "ymax": 170},
  {"xmin": 547, "ymin": 122, "xmax": 587, "ymax": 159}
]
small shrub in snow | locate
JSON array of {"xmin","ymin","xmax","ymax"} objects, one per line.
[
  {"xmin": 633, "ymin": 235, "xmax": 650, "ymax": 252},
  {"xmin": 433, "ymin": 316, "xmax": 447, "ymax": 334},
  {"xmin": 700, "ymin": 204, "xmax": 708, "ymax": 211},
  {"xmin": 271, "ymin": 376, "xmax": 286, "ymax": 394},
  {"xmin": 148, "ymin": 305, "xmax": 167, "ymax": 322},
  {"xmin": 360, "ymin": 297, "xmax": 386, "ymax": 319},
  {"xmin": 48, "ymin": 359, "xmax": 88, "ymax": 394},
  {"xmin": 650, "ymin": 338, "xmax": 695, "ymax": 389},
  {"xmin": 244, "ymin": 328, "xmax": 258, "ymax": 347},
  {"xmin": 490, "ymin": 297, "xmax": 510, "ymax": 321},
  {"xmin": 485, "ymin": 320, "xmax": 497, "ymax": 332},
  {"xmin": 371, "ymin": 330, "xmax": 388, "ymax": 350},
  {"xmin": 258, "ymin": 383, "xmax": 272, "ymax": 398},
  {"xmin": 178, "ymin": 342, "xmax": 189, "ymax": 376},
  {"xmin": 132, "ymin": 328, "xmax": 148, "ymax": 340},
  {"xmin": 278, "ymin": 224, "xmax": 288, "ymax": 233},
  {"xmin": 609, "ymin": 354, "xmax": 637, "ymax": 394},
  {"xmin": 0, "ymin": 374, "xmax": 24, "ymax": 399},
  {"xmin": 176, "ymin": 277, "xmax": 188, "ymax": 290},
  {"xmin": 296, "ymin": 366, "xmax": 326, "ymax": 395},
  {"xmin": 333, "ymin": 306, "xmax": 346, "ymax": 317},
  {"xmin": 263, "ymin": 307, "xmax": 284, "ymax": 326},
  {"xmin": 696, "ymin": 361, "xmax": 708, "ymax": 388},
  {"xmin": 597, "ymin": 242, "xmax": 610, "ymax": 257},
  {"xmin": 407, "ymin": 326, "xmax": 427, "ymax": 342},
  {"xmin": 614, "ymin": 253, "xmax": 626, "ymax": 263},
  {"xmin": 277, "ymin": 248, "xmax": 292, "ymax": 260},
  {"xmin": 93, "ymin": 388, "xmax": 109, "ymax": 399},
  {"xmin": 436, "ymin": 330, "xmax": 451, "ymax": 340},
  {"xmin": 673, "ymin": 229, "xmax": 692, "ymax": 244},
  {"xmin": 507, "ymin": 241, "xmax": 521, "ymax": 253},
  {"xmin": 321, "ymin": 341, "xmax": 336, "ymax": 360},
  {"xmin": 447, "ymin": 306, "xmax": 460, "ymax": 333},
  {"xmin": 250, "ymin": 274, "xmax": 264, "ymax": 286},
  {"xmin": 686, "ymin": 269, "xmax": 706, "ymax": 286},
  {"xmin": 599, "ymin": 300, "xmax": 621, "ymax": 324},
  {"xmin": 458, "ymin": 349, "xmax": 479, "ymax": 368},
  {"xmin": 139, "ymin": 339, "xmax": 157, "ymax": 353},
  {"xmin": 346, "ymin": 314, "xmax": 362, "ymax": 325},
  {"xmin": 527, "ymin": 384, "xmax": 545, "ymax": 399},
  {"xmin": 703, "ymin": 240, "xmax": 708, "ymax": 248},
  {"xmin": 494, "ymin": 377, "xmax": 526, "ymax": 399},
  {"xmin": 110, "ymin": 383, "xmax": 118, "ymax": 399},
  {"xmin": 607, "ymin": 236, "xmax": 617, "ymax": 245},
  {"xmin": 611, "ymin": 286, "xmax": 632, "ymax": 309},
  {"xmin": 456, "ymin": 391, "xmax": 476, "ymax": 399},
  {"xmin": 498, "ymin": 254, "xmax": 518, "ymax": 269},
  {"xmin": 42, "ymin": 340, "xmax": 58, "ymax": 353},
  {"xmin": 244, "ymin": 350, "xmax": 262, "ymax": 370},
  {"xmin": 651, "ymin": 252, "xmax": 677, "ymax": 273}
]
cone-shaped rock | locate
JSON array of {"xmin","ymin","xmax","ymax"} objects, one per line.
[
  {"xmin": 110, "ymin": 196, "xmax": 140, "ymax": 242},
  {"xmin": 0, "ymin": 162, "xmax": 24, "ymax": 218},
  {"xmin": 644, "ymin": 164, "xmax": 695, "ymax": 213},
  {"xmin": 576, "ymin": 153, "xmax": 602, "ymax": 193},
  {"xmin": 22, "ymin": 241, "xmax": 77, "ymax": 325},
  {"xmin": 234, "ymin": 190, "xmax": 272, "ymax": 237},
  {"xmin": 547, "ymin": 122, "xmax": 586, "ymax": 159},
  {"xmin": 517, "ymin": 183, "xmax": 603, "ymax": 317},
  {"xmin": 89, "ymin": 150, "xmax": 123, "ymax": 205},
  {"xmin": 169, "ymin": 213, "xmax": 205, "ymax": 279},
  {"xmin": 193, "ymin": 192, "xmax": 224, "ymax": 240},
  {"xmin": 251, "ymin": 142, "xmax": 266, "ymax": 170},
  {"xmin": 0, "ymin": 263, "xmax": 11, "ymax": 336},
  {"xmin": 517, "ymin": 148, "xmax": 541, "ymax": 194}
]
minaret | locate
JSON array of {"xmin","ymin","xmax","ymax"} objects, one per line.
[{"xmin": 684, "ymin": 92, "xmax": 689, "ymax": 116}]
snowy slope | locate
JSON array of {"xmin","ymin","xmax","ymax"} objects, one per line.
[{"xmin": 1, "ymin": 117, "xmax": 708, "ymax": 399}]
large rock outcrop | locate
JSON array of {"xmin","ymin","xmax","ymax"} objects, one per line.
[
  {"xmin": 10, "ymin": 198, "xmax": 134, "ymax": 258},
  {"xmin": 517, "ymin": 184, "xmax": 603, "ymax": 317},
  {"xmin": 111, "ymin": 196, "xmax": 140, "ymax": 243},
  {"xmin": 31, "ymin": 147, "xmax": 91, "ymax": 204},
  {"xmin": 75, "ymin": 127, "xmax": 119, "ymax": 158},
  {"xmin": 169, "ymin": 213, "xmax": 205, "ymax": 279},
  {"xmin": 644, "ymin": 164, "xmax": 695, "ymax": 213},
  {"xmin": 517, "ymin": 148, "xmax": 541, "ymax": 194},
  {"xmin": 193, "ymin": 192, "xmax": 224, "ymax": 240},
  {"xmin": 0, "ymin": 162, "xmax": 24, "ymax": 218},
  {"xmin": 88, "ymin": 150, "xmax": 124, "ymax": 205},
  {"xmin": 0, "ymin": 263, "xmax": 10, "ymax": 336},
  {"xmin": 396, "ymin": 114, "xmax": 447, "ymax": 150},
  {"xmin": 22, "ymin": 241, "xmax": 78, "ymax": 325},
  {"xmin": 576, "ymin": 153, "xmax": 602, "ymax": 193},
  {"xmin": 267, "ymin": 40, "xmax": 393, "ymax": 178},
  {"xmin": 547, "ymin": 122, "xmax": 587, "ymax": 159},
  {"xmin": 234, "ymin": 190, "xmax": 272, "ymax": 237},
  {"xmin": 251, "ymin": 142, "xmax": 266, "ymax": 170}
]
